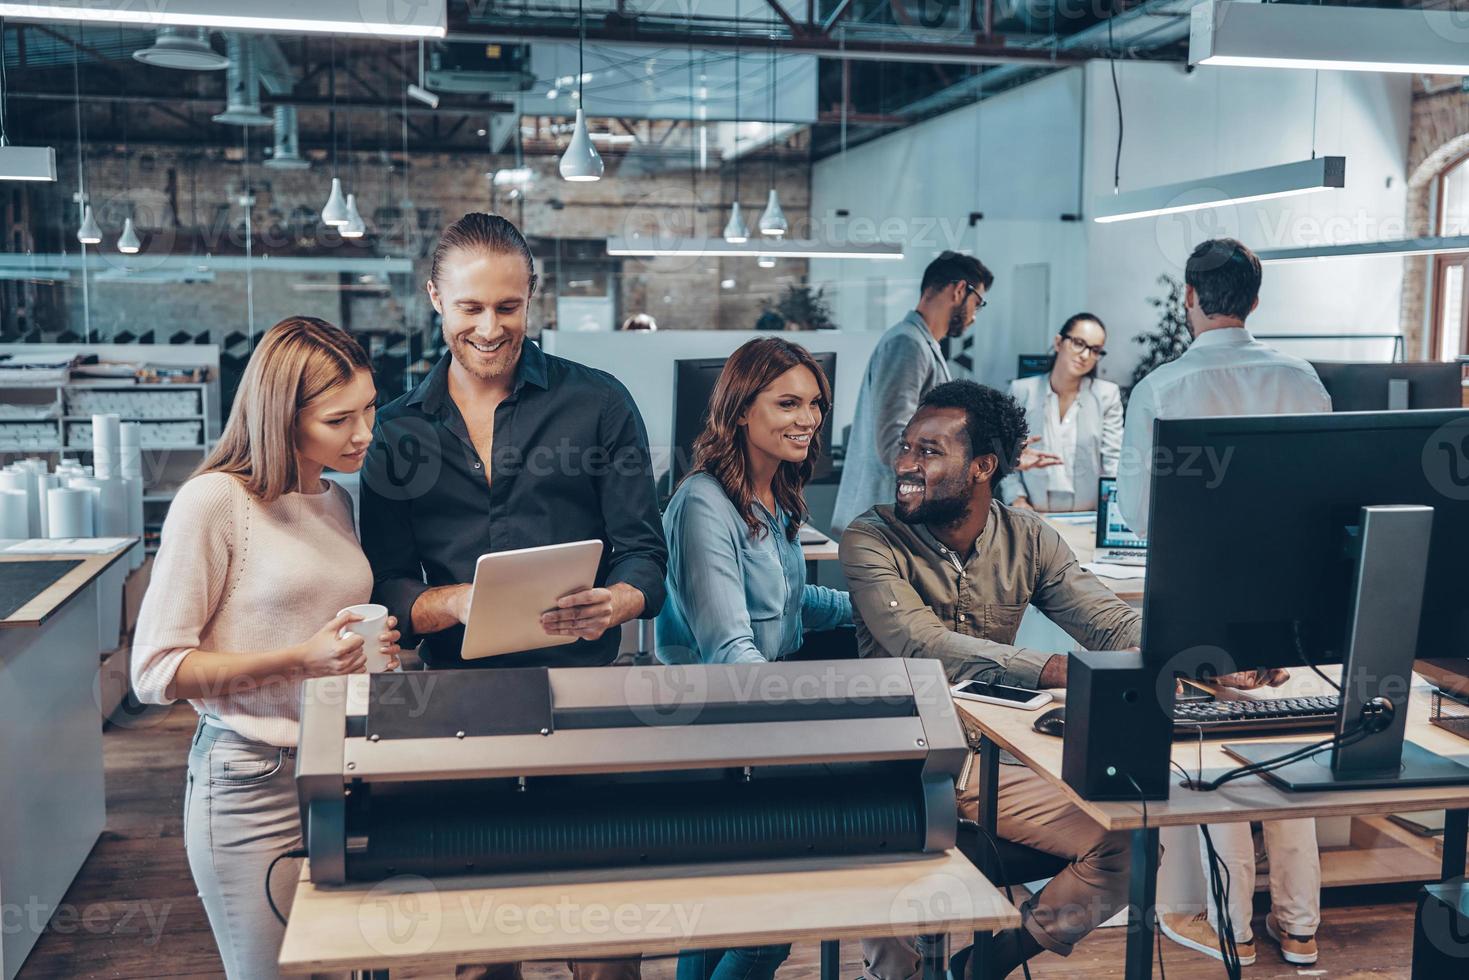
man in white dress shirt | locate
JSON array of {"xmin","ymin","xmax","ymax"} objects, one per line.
[
  {"xmin": 1120, "ymin": 238, "xmax": 1332, "ymax": 968},
  {"xmin": 1117, "ymin": 239, "xmax": 1332, "ymax": 537}
]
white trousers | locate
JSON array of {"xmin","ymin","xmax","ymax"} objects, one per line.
[{"xmin": 1199, "ymin": 819, "xmax": 1321, "ymax": 941}]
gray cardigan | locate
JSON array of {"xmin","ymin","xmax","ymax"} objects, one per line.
[
  {"xmin": 831, "ymin": 312, "xmax": 950, "ymax": 533},
  {"xmin": 1000, "ymin": 373, "xmax": 1123, "ymax": 511}
]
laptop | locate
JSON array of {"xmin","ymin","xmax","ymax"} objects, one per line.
[{"xmin": 1094, "ymin": 477, "xmax": 1147, "ymax": 565}]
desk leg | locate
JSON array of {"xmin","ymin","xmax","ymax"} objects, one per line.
[
  {"xmin": 821, "ymin": 939, "xmax": 841, "ymax": 980},
  {"xmin": 1443, "ymin": 809, "xmax": 1468, "ymax": 881},
  {"xmin": 1123, "ymin": 827, "xmax": 1160, "ymax": 980},
  {"xmin": 972, "ymin": 736, "xmax": 1001, "ymax": 980},
  {"xmin": 919, "ymin": 933, "xmax": 947, "ymax": 980}
]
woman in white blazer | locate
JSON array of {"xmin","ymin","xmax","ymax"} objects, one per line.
[{"xmin": 1001, "ymin": 313, "xmax": 1123, "ymax": 512}]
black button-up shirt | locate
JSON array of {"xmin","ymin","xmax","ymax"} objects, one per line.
[{"xmin": 359, "ymin": 342, "xmax": 667, "ymax": 669}]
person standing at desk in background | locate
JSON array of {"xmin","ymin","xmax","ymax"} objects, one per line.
[
  {"xmin": 840, "ymin": 380, "xmax": 1141, "ymax": 980},
  {"xmin": 656, "ymin": 337, "xmax": 852, "ymax": 980},
  {"xmin": 829, "ymin": 251, "xmax": 992, "ymax": 534},
  {"xmin": 1001, "ymin": 313, "xmax": 1122, "ymax": 513},
  {"xmin": 130, "ymin": 317, "xmax": 403, "ymax": 980},
  {"xmin": 1118, "ymin": 238, "xmax": 1331, "ymax": 968},
  {"xmin": 359, "ymin": 212, "xmax": 667, "ymax": 980}
]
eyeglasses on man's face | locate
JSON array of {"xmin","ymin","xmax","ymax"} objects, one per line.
[
  {"xmin": 1061, "ymin": 334, "xmax": 1107, "ymax": 359},
  {"xmin": 960, "ymin": 282, "xmax": 988, "ymax": 309}
]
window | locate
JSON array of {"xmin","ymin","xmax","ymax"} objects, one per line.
[{"xmin": 1431, "ymin": 155, "xmax": 1469, "ymax": 360}]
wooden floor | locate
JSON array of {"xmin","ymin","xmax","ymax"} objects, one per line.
[{"xmin": 20, "ymin": 704, "xmax": 1425, "ymax": 979}]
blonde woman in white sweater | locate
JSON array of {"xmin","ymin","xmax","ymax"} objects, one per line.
[{"xmin": 131, "ymin": 316, "xmax": 402, "ymax": 979}]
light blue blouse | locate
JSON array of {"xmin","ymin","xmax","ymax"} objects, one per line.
[{"xmin": 656, "ymin": 473, "xmax": 853, "ymax": 665}]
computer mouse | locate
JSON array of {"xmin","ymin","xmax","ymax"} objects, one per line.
[{"xmin": 1032, "ymin": 706, "xmax": 1066, "ymax": 738}]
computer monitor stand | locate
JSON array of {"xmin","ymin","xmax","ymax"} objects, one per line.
[{"xmin": 1225, "ymin": 505, "xmax": 1469, "ymax": 791}]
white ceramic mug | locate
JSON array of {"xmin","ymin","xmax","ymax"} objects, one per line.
[{"xmin": 337, "ymin": 603, "xmax": 392, "ymax": 672}]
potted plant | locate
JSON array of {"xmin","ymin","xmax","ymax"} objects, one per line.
[{"xmin": 1128, "ymin": 274, "xmax": 1191, "ymax": 397}]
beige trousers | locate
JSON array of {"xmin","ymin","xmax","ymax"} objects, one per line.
[{"xmin": 861, "ymin": 764, "xmax": 1133, "ymax": 980}]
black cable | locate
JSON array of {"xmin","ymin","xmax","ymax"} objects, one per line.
[
  {"xmin": 1199, "ymin": 826, "xmax": 1242, "ymax": 980},
  {"xmin": 1292, "ymin": 620, "xmax": 1340, "ymax": 694},
  {"xmin": 1107, "ymin": 0, "xmax": 1123, "ymax": 193},
  {"xmin": 1200, "ymin": 724, "xmax": 1369, "ymax": 792},
  {"xmin": 265, "ymin": 848, "xmax": 308, "ymax": 927}
]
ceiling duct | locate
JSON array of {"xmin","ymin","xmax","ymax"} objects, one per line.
[
  {"xmin": 263, "ymin": 106, "xmax": 311, "ymax": 170},
  {"xmin": 132, "ymin": 27, "xmax": 228, "ymax": 70},
  {"xmin": 212, "ymin": 35, "xmax": 272, "ymax": 127}
]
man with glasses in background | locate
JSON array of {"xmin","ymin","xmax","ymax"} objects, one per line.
[{"xmin": 831, "ymin": 251, "xmax": 994, "ymax": 534}]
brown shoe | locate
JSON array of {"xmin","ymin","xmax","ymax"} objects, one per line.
[
  {"xmin": 1266, "ymin": 912, "xmax": 1319, "ymax": 965},
  {"xmin": 1159, "ymin": 912, "xmax": 1257, "ymax": 966}
]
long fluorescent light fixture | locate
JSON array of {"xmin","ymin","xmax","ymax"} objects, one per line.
[
  {"xmin": 0, "ymin": 1, "xmax": 447, "ymax": 38},
  {"xmin": 1191, "ymin": 1, "xmax": 1469, "ymax": 75},
  {"xmin": 1257, "ymin": 235, "xmax": 1469, "ymax": 264},
  {"xmin": 0, "ymin": 144, "xmax": 57, "ymax": 181},
  {"xmin": 606, "ymin": 237, "xmax": 904, "ymax": 261},
  {"xmin": 1093, "ymin": 156, "xmax": 1345, "ymax": 224}
]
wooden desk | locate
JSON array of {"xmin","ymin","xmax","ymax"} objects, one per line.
[
  {"xmin": 1042, "ymin": 515, "xmax": 1143, "ymax": 602},
  {"xmin": 280, "ymin": 849, "xmax": 1019, "ymax": 977},
  {"xmin": 958, "ymin": 670, "xmax": 1469, "ymax": 980},
  {"xmin": 0, "ymin": 539, "xmax": 134, "ymax": 980}
]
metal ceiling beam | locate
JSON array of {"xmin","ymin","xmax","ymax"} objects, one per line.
[
  {"xmin": 5, "ymin": 90, "xmax": 514, "ymax": 116},
  {"xmin": 453, "ymin": 23, "xmax": 1086, "ymax": 67}
]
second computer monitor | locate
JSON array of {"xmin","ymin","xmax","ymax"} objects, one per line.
[
  {"xmin": 1310, "ymin": 360, "xmax": 1462, "ymax": 411},
  {"xmin": 671, "ymin": 352, "xmax": 837, "ymax": 486},
  {"xmin": 1141, "ymin": 409, "xmax": 1469, "ymax": 678}
]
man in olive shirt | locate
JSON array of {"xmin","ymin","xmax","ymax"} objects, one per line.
[{"xmin": 840, "ymin": 380, "xmax": 1140, "ymax": 980}]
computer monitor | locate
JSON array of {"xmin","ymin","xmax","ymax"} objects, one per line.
[
  {"xmin": 1095, "ymin": 476, "xmax": 1147, "ymax": 550},
  {"xmin": 1016, "ymin": 354, "xmax": 1052, "ymax": 379},
  {"xmin": 670, "ymin": 352, "xmax": 837, "ymax": 486},
  {"xmin": 1142, "ymin": 409, "xmax": 1469, "ymax": 790},
  {"xmin": 1310, "ymin": 360, "xmax": 1462, "ymax": 411}
]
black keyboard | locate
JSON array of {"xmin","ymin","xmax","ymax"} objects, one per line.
[{"xmin": 1172, "ymin": 695, "xmax": 1341, "ymax": 736}]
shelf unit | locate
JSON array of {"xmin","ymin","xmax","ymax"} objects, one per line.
[{"xmin": 0, "ymin": 346, "xmax": 221, "ymax": 553}]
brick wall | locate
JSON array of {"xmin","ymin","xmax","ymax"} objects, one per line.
[
  {"xmin": 1400, "ymin": 84, "xmax": 1469, "ymax": 358},
  {"xmin": 15, "ymin": 141, "xmax": 812, "ymax": 346}
]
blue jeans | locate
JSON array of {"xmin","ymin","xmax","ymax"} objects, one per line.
[{"xmin": 676, "ymin": 945, "xmax": 792, "ymax": 980}]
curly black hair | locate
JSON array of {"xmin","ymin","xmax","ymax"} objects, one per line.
[{"xmin": 918, "ymin": 380, "xmax": 1030, "ymax": 489}]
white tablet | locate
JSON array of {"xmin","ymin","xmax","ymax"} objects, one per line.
[{"xmin": 460, "ymin": 539, "xmax": 605, "ymax": 661}]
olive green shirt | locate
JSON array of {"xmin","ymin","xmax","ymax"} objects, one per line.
[{"xmin": 839, "ymin": 500, "xmax": 1142, "ymax": 687}]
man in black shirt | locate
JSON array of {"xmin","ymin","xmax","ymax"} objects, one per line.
[{"xmin": 360, "ymin": 212, "xmax": 667, "ymax": 675}]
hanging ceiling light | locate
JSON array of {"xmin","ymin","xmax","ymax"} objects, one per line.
[
  {"xmin": 340, "ymin": 193, "xmax": 365, "ymax": 238},
  {"xmin": 722, "ymin": 202, "xmax": 749, "ymax": 244},
  {"xmin": 757, "ymin": 36, "xmax": 787, "ymax": 238},
  {"xmin": 758, "ymin": 188, "xmax": 787, "ymax": 238},
  {"xmin": 0, "ymin": 1, "xmax": 448, "ymax": 39},
  {"xmin": 724, "ymin": 10, "xmax": 746, "ymax": 243},
  {"xmin": 321, "ymin": 38, "xmax": 349, "ymax": 224},
  {"xmin": 322, "ymin": 177, "xmax": 349, "ymax": 226},
  {"xmin": 76, "ymin": 204, "xmax": 102, "ymax": 244},
  {"xmin": 1190, "ymin": 1, "xmax": 1469, "ymax": 76},
  {"xmin": 132, "ymin": 27, "xmax": 227, "ymax": 71},
  {"xmin": 117, "ymin": 217, "xmax": 141, "ymax": 253},
  {"xmin": 559, "ymin": 0, "xmax": 603, "ymax": 182},
  {"xmin": 757, "ymin": 254, "xmax": 775, "ymax": 269},
  {"xmin": 1092, "ymin": 156, "xmax": 1345, "ymax": 224}
]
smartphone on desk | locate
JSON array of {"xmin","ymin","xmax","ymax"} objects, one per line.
[{"xmin": 951, "ymin": 679, "xmax": 1053, "ymax": 710}]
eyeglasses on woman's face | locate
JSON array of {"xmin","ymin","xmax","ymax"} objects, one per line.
[{"xmin": 1060, "ymin": 334, "xmax": 1106, "ymax": 359}]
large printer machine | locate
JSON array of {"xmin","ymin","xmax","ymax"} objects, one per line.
[{"xmin": 297, "ymin": 659, "xmax": 967, "ymax": 884}]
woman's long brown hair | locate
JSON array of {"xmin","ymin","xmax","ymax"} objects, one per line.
[
  {"xmin": 196, "ymin": 316, "xmax": 370, "ymax": 502},
  {"xmin": 685, "ymin": 337, "xmax": 833, "ymax": 542}
]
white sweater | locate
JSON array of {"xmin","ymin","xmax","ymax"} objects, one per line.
[{"xmin": 130, "ymin": 471, "xmax": 375, "ymax": 747}]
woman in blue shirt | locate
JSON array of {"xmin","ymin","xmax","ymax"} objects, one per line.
[{"xmin": 657, "ymin": 336, "xmax": 852, "ymax": 980}]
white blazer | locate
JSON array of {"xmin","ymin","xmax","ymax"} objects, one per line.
[{"xmin": 1000, "ymin": 373, "xmax": 1124, "ymax": 511}]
